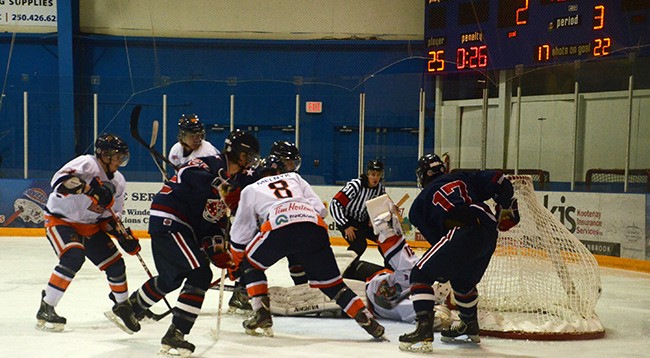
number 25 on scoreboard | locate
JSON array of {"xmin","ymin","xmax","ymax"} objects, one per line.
[{"xmin": 428, "ymin": 50, "xmax": 445, "ymax": 72}]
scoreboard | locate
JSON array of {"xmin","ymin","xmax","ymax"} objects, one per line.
[{"xmin": 424, "ymin": 0, "xmax": 650, "ymax": 74}]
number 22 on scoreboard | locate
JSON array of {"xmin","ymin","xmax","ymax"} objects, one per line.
[{"xmin": 428, "ymin": 50, "xmax": 445, "ymax": 72}]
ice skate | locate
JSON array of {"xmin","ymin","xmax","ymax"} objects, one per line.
[
  {"xmin": 35, "ymin": 290, "xmax": 66, "ymax": 332},
  {"xmin": 398, "ymin": 311, "xmax": 434, "ymax": 353},
  {"xmin": 228, "ymin": 286, "xmax": 252, "ymax": 315},
  {"xmin": 160, "ymin": 324, "xmax": 195, "ymax": 357},
  {"xmin": 440, "ymin": 314, "xmax": 480, "ymax": 343},
  {"xmin": 353, "ymin": 309, "xmax": 387, "ymax": 341},
  {"xmin": 104, "ymin": 299, "xmax": 141, "ymax": 334},
  {"xmin": 110, "ymin": 291, "xmax": 152, "ymax": 321},
  {"xmin": 243, "ymin": 295, "xmax": 273, "ymax": 337}
]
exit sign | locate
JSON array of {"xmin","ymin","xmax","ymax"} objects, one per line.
[{"xmin": 305, "ymin": 101, "xmax": 322, "ymax": 114}]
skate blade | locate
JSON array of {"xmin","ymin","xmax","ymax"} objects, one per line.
[
  {"xmin": 398, "ymin": 341, "xmax": 433, "ymax": 353},
  {"xmin": 103, "ymin": 311, "xmax": 135, "ymax": 335},
  {"xmin": 35, "ymin": 319, "xmax": 65, "ymax": 332},
  {"xmin": 440, "ymin": 334, "xmax": 480, "ymax": 343},
  {"xmin": 159, "ymin": 344, "xmax": 193, "ymax": 357},
  {"xmin": 244, "ymin": 327, "xmax": 274, "ymax": 337},
  {"xmin": 227, "ymin": 306, "xmax": 253, "ymax": 315},
  {"xmin": 374, "ymin": 334, "xmax": 390, "ymax": 342}
]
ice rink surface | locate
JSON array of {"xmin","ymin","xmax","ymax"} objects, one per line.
[{"xmin": 2, "ymin": 236, "xmax": 650, "ymax": 358}]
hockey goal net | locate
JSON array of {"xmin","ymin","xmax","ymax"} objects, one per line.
[
  {"xmin": 476, "ymin": 175, "xmax": 605, "ymax": 340},
  {"xmin": 586, "ymin": 169, "xmax": 650, "ymax": 192}
]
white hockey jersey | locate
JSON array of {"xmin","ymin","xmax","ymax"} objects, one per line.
[
  {"xmin": 168, "ymin": 140, "xmax": 219, "ymax": 168},
  {"xmin": 230, "ymin": 172, "xmax": 327, "ymax": 248},
  {"xmin": 46, "ymin": 154, "xmax": 126, "ymax": 224},
  {"xmin": 365, "ymin": 236, "xmax": 419, "ymax": 322}
]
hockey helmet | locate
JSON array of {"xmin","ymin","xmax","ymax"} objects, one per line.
[
  {"xmin": 374, "ymin": 278, "xmax": 402, "ymax": 310},
  {"xmin": 178, "ymin": 113, "xmax": 205, "ymax": 143},
  {"xmin": 259, "ymin": 154, "xmax": 286, "ymax": 176},
  {"xmin": 416, "ymin": 153, "xmax": 446, "ymax": 188},
  {"xmin": 178, "ymin": 114, "xmax": 205, "ymax": 133},
  {"xmin": 224, "ymin": 129, "xmax": 261, "ymax": 168},
  {"xmin": 366, "ymin": 159, "xmax": 384, "ymax": 172},
  {"xmin": 95, "ymin": 133, "xmax": 130, "ymax": 167},
  {"xmin": 270, "ymin": 141, "xmax": 302, "ymax": 172}
]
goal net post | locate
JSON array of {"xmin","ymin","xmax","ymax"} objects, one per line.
[{"xmin": 477, "ymin": 175, "xmax": 605, "ymax": 340}]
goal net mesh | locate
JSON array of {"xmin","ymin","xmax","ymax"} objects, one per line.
[
  {"xmin": 586, "ymin": 169, "xmax": 650, "ymax": 192},
  {"xmin": 477, "ymin": 175, "xmax": 605, "ymax": 340}
]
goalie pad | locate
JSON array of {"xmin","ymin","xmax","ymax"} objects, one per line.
[
  {"xmin": 269, "ymin": 279, "xmax": 367, "ymax": 317},
  {"xmin": 366, "ymin": 194, "xmax": 403, "ymax": 242}
]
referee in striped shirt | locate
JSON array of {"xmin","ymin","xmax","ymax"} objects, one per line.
[{"xmin": 330, "ymin": 160, "xmax": 386, "ymax": 257}]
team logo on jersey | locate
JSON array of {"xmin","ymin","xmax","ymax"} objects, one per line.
[
  {"xmin": 275, "ymin": 215, "xmax": 289, "ymax": 226},
  {"xmin": 203, "ymin": 198, "xmax": 227, "ymax": 223}
]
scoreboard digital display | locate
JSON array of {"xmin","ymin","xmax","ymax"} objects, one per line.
[{"xmin": 424, "ymin": 0, "xmax": 650, "ymax": 74}]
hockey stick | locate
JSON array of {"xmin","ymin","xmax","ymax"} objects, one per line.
[
  {"xmin": 395, "ymin": 193, "xmax": 410, "ymax": 208},
  {"xmin": 393, "ymin": 193, "xmax": 410, "ymax": 223},
  {"xmin": 212, "ymin": 268, "xmax": 227, "ymax": 340},
  {"xmin": 107, "ymin": 207, "xmax": 174, "ymax": 321},
  {"xmin": 129, "ymin": 105, "xmax": 178, "ymax": 178},
  {"xmin": 148, "ymin": 120, "xmax": 168, "ymax": 180},
  {"xmin": 1, "ymin": 207, "xmax": 22, "ymax": 226}
]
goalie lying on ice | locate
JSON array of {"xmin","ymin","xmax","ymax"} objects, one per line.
[{"xmin": 268, "ymin": 229, "xmax": 454, "ymax": 330}]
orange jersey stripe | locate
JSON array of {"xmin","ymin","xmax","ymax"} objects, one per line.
[
  {"xmin": 109, "ymin": 282, "xmax": 128, "ymax": 293},
  {"xmin": 344, "ymin": 297, "xmax": 366, "ymax": 318},
  {"xmin": 49, "ymin": 273, "xmax": 72, "ymax": 290},
  {"xmin": 246, "ymin": 282, "xmax": 269, "ymax": 297},
  {"xmin": 45, "ymin": 214, "xmax": 102, "ymax": 237}
]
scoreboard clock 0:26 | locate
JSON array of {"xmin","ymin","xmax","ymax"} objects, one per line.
[{"xmin": 424, "ymin": 0, "xmax": 650, "ymax": 74}]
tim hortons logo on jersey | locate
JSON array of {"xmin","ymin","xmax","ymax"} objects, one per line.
[
  {"xmin": 275, "ymin": 215, "xmax": 289, "ymax": 226},
  {"xmin": 273, "ymin": 202, "xmax": 313, "ymax": 215}
]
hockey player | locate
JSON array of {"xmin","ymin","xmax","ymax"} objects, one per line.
[
  {"xmin": 398, "ymin": 154, "xmax": 520, "ymax": 353},
  {"xmin": 228, "ymin": 154, "xmax": 386, "ymax": 340},
  {"xmin": 224, "ymin": 164, "xmax": 260, "ymax": 314},
  {"xmin": 37, "ymin": 134, "xmax": 141, "ymax": 333},
  {"xmin": 270, "ymin": 140, "xmax": 308, "ymax": 285},
  {"xmin": 228, "ymin": 140, "xmax": 305, "ymax": 314},
  {"xmin": 330, "ymin": 160, "xmax": 386, "ymax": 258},
  {"xmin": 355, "ymin": 203, "xmax": 453, "ymax": 327},
  {"xmin": 127, "ymin": 129, "xmax": 260, "ymax": 356},
  {"xmin": 269, "ymin": 140, "xmax": 302, "ymax": 172},
  {"xmin": 168, "ymin": 113, "xmax": 219, "ymax": 168},
  {"xmin": 268, "ymin": 193, "xmax": 454, "ymax": 328}
]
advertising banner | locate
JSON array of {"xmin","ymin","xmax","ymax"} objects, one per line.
[
  {"xmin": 541, "ymin": 191, "xmax": 647, "ymax": 260},
  {"xmin": 0, "ymin": 179, "xmax": 50, "ymax": 228},
  {"xmin": 0, "ymin": 0, "xmax": 57, "ymax": 27},
  {"xmin": 0, "ymin": 179, "xmax": 648, "ymax": 261}
]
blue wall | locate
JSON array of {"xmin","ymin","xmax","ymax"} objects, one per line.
[{"xmin": 0, "ymin": 35, "xmax": 434, "ymax": 183}]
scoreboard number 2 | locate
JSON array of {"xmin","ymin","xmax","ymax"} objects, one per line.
[{"xmin": 427, "ymin": 50, "xmax": 445, "ymax": 72}]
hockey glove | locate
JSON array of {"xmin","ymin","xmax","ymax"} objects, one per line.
[
  {"xmin": 117, "ymin": 228, "xmax": 141, "ymax": 255},
  {"xmin": 228, "ymin": 246, "xmax": 245, "ymax": 280},
  {"xmin": 104, "ymin": 218, "xmax": 141, "ymax": 255},
  {"xmin": 371, "ymin": 211, "xmax": 403, "ymax": 241},
  {"xmin": 227, "ymin": 266, "xmax": 242, "ymax": 281},
  {"xmin": 497, "ymin": 198, "xmax": 520, "ymax": 232},
  {"xmin": 217, "ymin": 181, "xmax": 242, "ymax": 212},
  {"xmin": 57, "ymin": 176, "xmax": 86, "ymax": 194},
  {"xmin": 86, "ymin": 177, "xmax": 115, "ymax": 209},
  {"xmin": 201, "ymin": 235, "xmax": 234, "ymax": 269}
]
